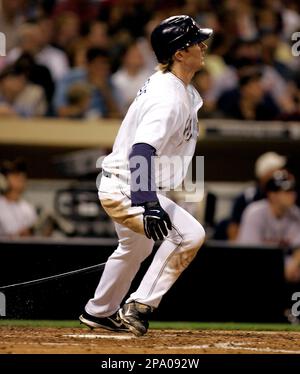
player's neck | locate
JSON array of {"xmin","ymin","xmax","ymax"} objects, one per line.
[{"xmin": 170, "ymin": 65, "xmax": 194, "ymax": 86}]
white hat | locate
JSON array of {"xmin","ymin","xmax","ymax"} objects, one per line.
[{"xmin": 255, "ymin": 152, "xmax": 287, "ymax": 179}]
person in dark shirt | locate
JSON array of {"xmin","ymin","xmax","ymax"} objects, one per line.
[
  {"xmin": 217, "ymin": 68, "xmax": 281, "ymax": 120},
  {"xmin": 14, "ymin": 53, "xmax": 55, "ymax": 111}
]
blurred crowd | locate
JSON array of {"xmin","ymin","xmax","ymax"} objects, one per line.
[{"xmin": 0, "ymin": 0, "xmax": 300, "ymax": 121}]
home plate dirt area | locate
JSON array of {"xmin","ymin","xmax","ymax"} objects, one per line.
[{"xmin": 1, "ymin": 327, "xmax": 300, "ymax": 354}]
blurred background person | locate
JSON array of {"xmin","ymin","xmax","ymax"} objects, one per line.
[
  {"xmin": 136, "ymin": 15, "xmax": 163, "ymax": 74},
  {"xmin": 0, "ymin": 0, "xmax": 26, "ymax": 54},
  {"xmin": 58, "ymin": 82, "xmax": 92, "ymax": 119},
  {"xmin": 52, "ymin": 0, "xmax": 100, "ymax": 24},
  {"xmin": 227, "ymin": 152, "xmax": 287, "ymax": 241},
  {"xmin": 0, "ymin": 159, "xmax": 37, "ymax": 237},
  {"xmin": 112, "ymin": 41, "xmax": 151, "ymax": 113},
  {"xmin": 52, "ymin": 11, "xmax": 81, "ymax": 54},
  {"xmin": 193, "ymin": 68, "xmax": 216, "ymax": 118},
  {"xmin": 217, "ymin": 69, "xmax": 281, "ymax": 120},
  {"xmin": 0, "ymin": 64, "xmax": 47, "ymax": 117},
  {"xmin": 53, "ymin": 47, "xmax": 122, "ymax": 119},
  {"xmin": 14, "ymin": 52, "xmax": 55, "ymax": 113},
  {"xmin": 6, "ymin": 20, "xmax": 70, "ymax": 82},
  {"xmin": 83, "ymin": 20, "xmax": 110, "ymax": 50},
  {"xmin": 237, "ymin": 169, "xmax": 300, "ymax": 284}
]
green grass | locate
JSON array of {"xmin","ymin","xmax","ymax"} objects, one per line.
[
  {"xmin": 1, "ymin": 319, "xmax": 300, "ymax": 331},
  {"xmin": 150, "ymin": 321, "xmax": 300, "ymax": 331}
]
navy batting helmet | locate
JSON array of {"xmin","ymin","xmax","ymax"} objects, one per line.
[{"xmin": 151, "ymin": 15, "xmax": 213, "ymax": 63}]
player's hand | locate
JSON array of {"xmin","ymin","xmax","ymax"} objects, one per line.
[{"xmin": 143, "ymin": 201, "xmax": 172, "ymax": 241}]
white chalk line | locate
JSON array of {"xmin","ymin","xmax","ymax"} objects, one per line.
[
  {"xmin": 63, "ymin": 335, "xmax": 300, "ymax": 354},
  {"xmin": 64, "ymin": 334, "xmax": 134, "ymax": 340},
  {"xmin": 164, "ymin": 342, "xmax": 300, "ymax": 354},
  {"xmin": 0, "ymin": 341, "xmax": 92, "ymax": 347}
]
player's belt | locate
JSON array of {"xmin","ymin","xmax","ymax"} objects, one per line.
[{"xmin": 102, "ymin": 170, "xmax": 112, "ymax": 178}]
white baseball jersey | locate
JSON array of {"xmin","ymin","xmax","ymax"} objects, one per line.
[
  {"xmin": 86, "ymin": 70, "xmax": 206, "ymax": 315},
  {"xmin": 102, "ymin": 70, "xmax": 203, "ymax": 189}
]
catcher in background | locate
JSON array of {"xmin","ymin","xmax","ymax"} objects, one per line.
[{"xmin": 80, "ymin": 15, "xmax": 213, "ymax": 336}]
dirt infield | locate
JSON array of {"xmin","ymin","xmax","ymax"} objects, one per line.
[{"xmin": 1, "ymin": 327, "xmax": 300, "ymax": 354}]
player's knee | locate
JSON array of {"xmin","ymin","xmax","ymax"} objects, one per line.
[{"xmin": 184, "ymin": 223, "xmax": 205, "ymax": 252}]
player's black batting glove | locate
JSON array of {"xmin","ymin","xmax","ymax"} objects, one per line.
[{"xmin": 142, "ymin": 201, "xmax": 172, "ymax": 241}]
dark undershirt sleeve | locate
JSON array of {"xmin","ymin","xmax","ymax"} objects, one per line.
[{"xmin": 129, "ymin": 143, "xmax": 158, "ymax": 206}]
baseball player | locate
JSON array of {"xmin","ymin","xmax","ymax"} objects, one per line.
[{"xmin": 79, "ymin": 15, "xmax": 213, "ymax": 336}]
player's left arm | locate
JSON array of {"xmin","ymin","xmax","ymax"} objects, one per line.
[{"xmin": 129, "ymin": 143, "xmax": 172, "ymax": 241}]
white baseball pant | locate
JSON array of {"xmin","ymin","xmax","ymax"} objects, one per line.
[{"xmin": 85, "ymin": 174, "xmax": 205, "ymax": 317}]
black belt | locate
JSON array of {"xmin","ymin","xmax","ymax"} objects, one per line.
[
  {"xmin": 102, "ymin": 169, "xmax": 128, "ymax": 184},
  {"xmin": 102, "ymin": 170, "xmax": 112, "ymax": 178}
]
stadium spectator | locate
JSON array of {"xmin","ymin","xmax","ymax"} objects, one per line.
[
  {"xmin": 0, "ymin": 3, "xmax": 298, "ymax": 113},
  {"xmin": 36, "ymin": 16, "xmax": 70, "ymax": 81},
  {"xmin": 260, "ymin": 30, "xmax": 294, "ymax": 82},
  {"xmin": 59, "ymin": 82, "xmax": 92, "ymax": 119},
  {"xmin": 237, "ymin": 170, "xmax": 300, "ymax": 283},
  {"xmin": 53, "ymin": 0, "xmax": 100, "ymax": 24},
  {"xmin": 66, "ymin": 39, "xmax": 88, "ymax": 69},
  {"xmin": 0, "ymin": 65, "xmax": 47, "ymax": 117},
  {"xmin": 0, "ymin": 0, "xmax": 25, "ymax": 53},
  {"xmin": 193, "ymin": 68, "xmax": 216, "ymax": 118},
  {"xmin": 97, "ymin": 0, "xmax": 151, "ymax": 39},
  {"xmin": 206, "ymin": 36, "xmax": 296, "ymax": 118},
  {"xmin": 217, "ymin": 68, "xmax": 281, "ymax": 120},
  {"xmin": 226, "ymin": 152, "xmax": 287, "ymax": 241},
  {"xmin": 136, "ymin": 15, "xmax": 163, "ymax": 74},
  {"xmin": 0, "ymin": 159, "xmax": 37, "ymax": 237},
  {"xmin": 83, "ymin": 21, "xmax": 110, "ymax": 50},
  {"xmin": 112, "ymin": 41, "xmax": 151, "ymax": 112},
  {"xmin": 14, "ymin": 53, "xmax": 55, "ymax": 110},
  {"xmin": 52, "ymin": 12, "xmax": 81, "ymax": 54},
  {"xmin": 6, "ymin": 21, "xmax": 70, "ymax": 82},
  {"xmin": 54, "ymin": 47, "xmax": 122, "ymax": 119}
]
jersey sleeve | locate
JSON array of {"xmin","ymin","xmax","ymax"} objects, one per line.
[{"xmin": 133, "ymin": 98, "xmax": 181, "ymax": 155}]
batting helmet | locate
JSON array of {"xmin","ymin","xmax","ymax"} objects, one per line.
[{"xmin": 151, "ymin": 15, "xmax": 213, "ymax": 63}]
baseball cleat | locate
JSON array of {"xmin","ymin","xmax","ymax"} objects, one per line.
[
  {"xmin": 118, "ymin": 301, "xmax": 153, "ymax": 337},
  {"xmin": 79, "ymin": 310, "xmax": 129, "ymax": 332}
]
